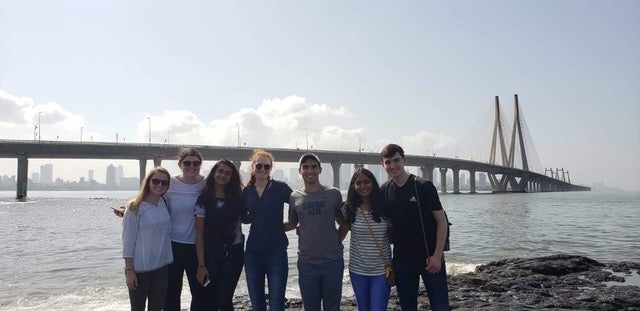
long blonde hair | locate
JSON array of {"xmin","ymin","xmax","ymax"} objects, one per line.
[
  {"xmin": 247, "ymin": 149, "xmax": 274, "ymax": 187},
  {"xmin": 127, "ymin": 167, "xmax": 170, "ymax": 212}
]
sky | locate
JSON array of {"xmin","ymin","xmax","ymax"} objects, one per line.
[{"xmin": 1, "ymin": 0, "xmax": 639, "ymax": 190}]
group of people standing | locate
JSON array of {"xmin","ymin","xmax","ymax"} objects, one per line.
[{"xmin": 119, "ymin": 143, "xmax": 450, "ymax": 311}]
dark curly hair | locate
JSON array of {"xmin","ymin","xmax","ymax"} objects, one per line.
[{"xmin": 345, "ymin": 168, "xmax": 384, "ymax": 223}]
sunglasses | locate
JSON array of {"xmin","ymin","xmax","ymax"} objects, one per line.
[
  {"xmin": 255, "ymin": 163, "xmax": 271, "ymax": 171},
  {"xmin": 182, "ymin": 160, "xmax": 202, "ymax": 167},
  {"xmin": 151, "ymin": 178, "xmax": 170, "ymax": 187}
]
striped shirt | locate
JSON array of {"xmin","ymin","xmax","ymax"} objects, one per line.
[{"xmin": 348, "ymin": 208, "xmax": 392, "ymax": 276}]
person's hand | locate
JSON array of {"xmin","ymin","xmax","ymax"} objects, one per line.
[
  {"xmin": 425, "ymin": 253, "xmax": 443, "ymax": 274},
  {"xmin": 125, "ymin": 270, "xmax": 137, "ymax": 290},
  {"xmin": 196, "ymin": 266, "xmax": 208, "ymax": 285},
  {"xmin": 113, "ymin": 206, "xmax": 125, "ymax": 217}
]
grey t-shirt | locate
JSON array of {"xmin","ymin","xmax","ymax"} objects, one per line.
[{"xmin": 288, "ymin": 185, "xmax": 344, "ymax": 264}]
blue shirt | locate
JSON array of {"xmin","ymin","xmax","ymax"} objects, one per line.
[{"xmin": 243, "ymin": 179, "xmax": 292, "ymax": 253}]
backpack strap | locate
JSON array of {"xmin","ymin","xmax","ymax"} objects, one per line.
[{"xmin": 413, "ymin": 176, "xmax": 431, "ymax": 256}]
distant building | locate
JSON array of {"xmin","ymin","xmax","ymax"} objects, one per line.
[
  {"xmin": 106, "ymin": 164, "xmax": 117, "ymax": 187},
  {"xmin": 40, "ymin": 164, "xmax": 53, "ymax": 184},
  {"xmin": 31, "ymin": 172, "xmax": 40, "ymax": 183},
  {"xmin": 88, "ymin": 170, "xmax": 95, "ymax": 182},
  {"xmin": 116, "ymin": 165, "xmax": 124, "ymax": 186}
]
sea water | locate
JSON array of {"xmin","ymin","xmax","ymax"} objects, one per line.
[{"xmin": 0, "ymin": 190, "xmax": 638, "ymax": 310}]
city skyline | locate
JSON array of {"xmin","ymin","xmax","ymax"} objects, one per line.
[{"xmin": 1, "ymin": 1, "xmax": 638, "ymax": 190}]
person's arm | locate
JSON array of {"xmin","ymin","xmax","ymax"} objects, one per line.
[
  {"xmin": 195, "ymin": 216, "xmax": 208, "ymax": 285},
  {"xmin": 124, "ymin": 257, "xmax": 137, "ymax": 290},
  {"xmin": 283, "ymin": 194, "xmax": 298, "ymax": 231},
  {"xmin": 336, "ymin": 203, "xmax": 350, "ymax": 241},
  {"xmin": 121, "ymin": 205, "xmax": 138, "ymax": 290},
  {"xmin": 426, "ymin": 209, "xmax": 447, "ymax": 272}
]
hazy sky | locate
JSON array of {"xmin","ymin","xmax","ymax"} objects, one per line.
[{"xmin": 1, "ymin": 1, "xmax": 639, "ymax": 190}]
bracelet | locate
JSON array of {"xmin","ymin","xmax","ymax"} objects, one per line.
[{"xmin": 125, "ymin": 268, "xmax": 133, "ymax": 272}]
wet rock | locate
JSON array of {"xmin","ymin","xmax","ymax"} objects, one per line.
[{"xmin": 231, "ymin": 254, "xmax": 639, "ymax": 310}]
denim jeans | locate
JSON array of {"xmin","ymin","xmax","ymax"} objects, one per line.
[
  {"xmin": 165, "ymin": 241, "xmax": 205, "ymax": 311},
  {"xmin": 393, "ymin": 258, "xmax": 450, "ymax": 311},
  {"xmin": 244, "ymin": 248, "xmax": 289, "ymax": 311},
  {"xmin": 297, "ymin": 258, "xmax": 344, "ymax": 311},
  {"xmin": 349, "ymin": 271, "xmax": 390, "ymax": 311}
]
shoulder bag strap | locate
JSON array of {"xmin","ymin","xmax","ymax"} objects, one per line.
[{"xmin": 359, "ymin": 206, "xmax": 390, "ymax": 266}]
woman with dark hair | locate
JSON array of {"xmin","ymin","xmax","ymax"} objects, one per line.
[
  {"xmin": 122, "ymin": 167, "xmax": 173, "ymax": 311},
  {"xmin": 195, "ymin": 159, "xmax": 245, "ymax": 310},
  {"xmin": 242, "ymin": 149, "xmax": 293, "ymax": 311},
  {"xmin": 342, "ymin": 168, "xmax": 392, "ymax": 311}
]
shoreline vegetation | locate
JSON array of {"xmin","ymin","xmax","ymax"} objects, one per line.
[{"xmin": 233, "ymin": 254, "xmax": 639, "ymax": 310}]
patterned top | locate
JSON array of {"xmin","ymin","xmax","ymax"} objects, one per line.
[{"xmin": 348, "ymin": 208, "xmax": 391, "ymax": 276}]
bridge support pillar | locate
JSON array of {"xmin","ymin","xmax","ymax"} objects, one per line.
[
  {"xmin": 139, "ymin": 159, "xmax": 147, "ymax": 185},
  {"xmin": 469, "ymin": 170, "xmax": 476, "ymax": 193},
  {"xmin": 420, "ymin": 164, "xmax": 434, "ymax": 181},
  {"xmin": 16, "ymin": 155, "xmax": 28, "ymax": 199},
  {"xmin": 153, "ymin": 156, "xmax": 162, "ymax": 168},
  {"xmin": 452, "ymin": 168, "xmax": 460, "ymax": 194},
  {"xmin": 439, "ymin": 168, "xmax": 447, "ymax": 193},
  {"xmin": 330, "ymin": 161, "xmax": 342, "ymax": 188}
]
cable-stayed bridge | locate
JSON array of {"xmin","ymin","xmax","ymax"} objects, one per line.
[{"xmin": 0, "ymin": 94, "xmax": 589, "ymax": 198}]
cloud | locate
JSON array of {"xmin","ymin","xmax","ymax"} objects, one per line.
[
  {"xmin": 0, "ymin": 90, "xmax": 85, "ymax": 140},
  {"xmin": 1, "ymin": 90, "xmax": 457, "ymax": 156}
]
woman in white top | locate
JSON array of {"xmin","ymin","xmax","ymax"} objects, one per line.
[
  {"xmin": 165, "ymin": 148, "xmax": 206, "ymax": 310},
  {"xmin": 342, "ymin": 168, "xmax": 392, "ymax": 311},
  {"xmin": 122, "ymin": 167, "xmax": 173, "ymax": 311}
]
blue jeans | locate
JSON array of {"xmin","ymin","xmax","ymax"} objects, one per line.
[
  {"xmin": 393, "ymin": 258, "xmax": 450, "ymax": 311},
  {"xmin": 349, "ymin": 271, "xmax": 390, "ymax": 311},
  {"xmin": 244, "ymin": 248, "xmax": 288, "ymax": 311},
  {"xmin": 297, "ymin": 258, "xmax": 344, "ymax": 311}
]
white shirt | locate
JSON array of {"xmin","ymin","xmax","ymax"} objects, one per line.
[
  {"xmin": 122, "ymin": 200, "xmax": 173, "ymax": 273},
  {"xmin": 167, "ymin": 177, "xmax": 204, "ymax": 244}
]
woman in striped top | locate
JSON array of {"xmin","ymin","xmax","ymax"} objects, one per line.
[{"xmin": 342, "ymin": 168, "xmax": 392, "ymax": 311}]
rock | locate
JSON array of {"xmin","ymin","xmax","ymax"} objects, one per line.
[{"xmin": 231, "ymin": 254, "xmax": 639, "ymax": 310}]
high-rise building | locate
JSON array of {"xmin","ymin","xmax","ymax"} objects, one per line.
[
  {"xmin": 116, "ymin": 165, "xmax": 124, "ymax": 186},
  {"xmin": 40, "ymin": 164, "xmax": 53, "ymax": 184},
  {"xmin": 88, "ymin": 170, "xmax": 95, "ymax": 182},
  {"xmin": 106, "ymin": 164, "xmax": 117, "ymax": 187}
]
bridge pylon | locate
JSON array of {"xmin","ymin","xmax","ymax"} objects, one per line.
[{"xmin": 488, "ymin": 94, "xmax": 531, "ymax": 192}]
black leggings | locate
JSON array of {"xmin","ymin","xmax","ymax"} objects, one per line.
[
  {"xmin": 203, "ymin": 242, "xmax": 245, "ymax": 310},
  {"xmin": 164, "ymin": 241, "xmax": 206, "ymax": 311},
  {"xmin": 129, "ymin": 265, "xmax": 168, "ymax": 311}
]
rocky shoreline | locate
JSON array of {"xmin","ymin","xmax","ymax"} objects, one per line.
[{"xmin": 233, "ymin": 254, "xmax": 640, "ymax": 310}]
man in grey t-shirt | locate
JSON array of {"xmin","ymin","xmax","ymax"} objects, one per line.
[{"xmin": 286, "ymin": 152, "xmax": 347, "ymax": 311}]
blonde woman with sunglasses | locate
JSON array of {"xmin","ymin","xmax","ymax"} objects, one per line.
[{"xmin": 122, "ymin": 167, "xmax": 173, "ymax": 311}]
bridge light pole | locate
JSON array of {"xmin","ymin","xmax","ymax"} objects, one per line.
[
  {"xmin": 37, "ymin": 112, "xmax": 42, "ymax": 142},
  {"xmin": 357, "ymin": 132, "xmax": 362, "ymax": 152},
  {"xmin": 305, "ymin": 128, "xmax": 309, "ymax": 150},
  {"xmin": 237, "ymin": 123, "xmax": 240, "ymax": 147},
  {"xmin": 80, "ymin": 126, "xmax": 83, "ymax": 142},
  {"xmin": 147, "ymin": 117, "xmax": 151, "ymax": 144}
]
